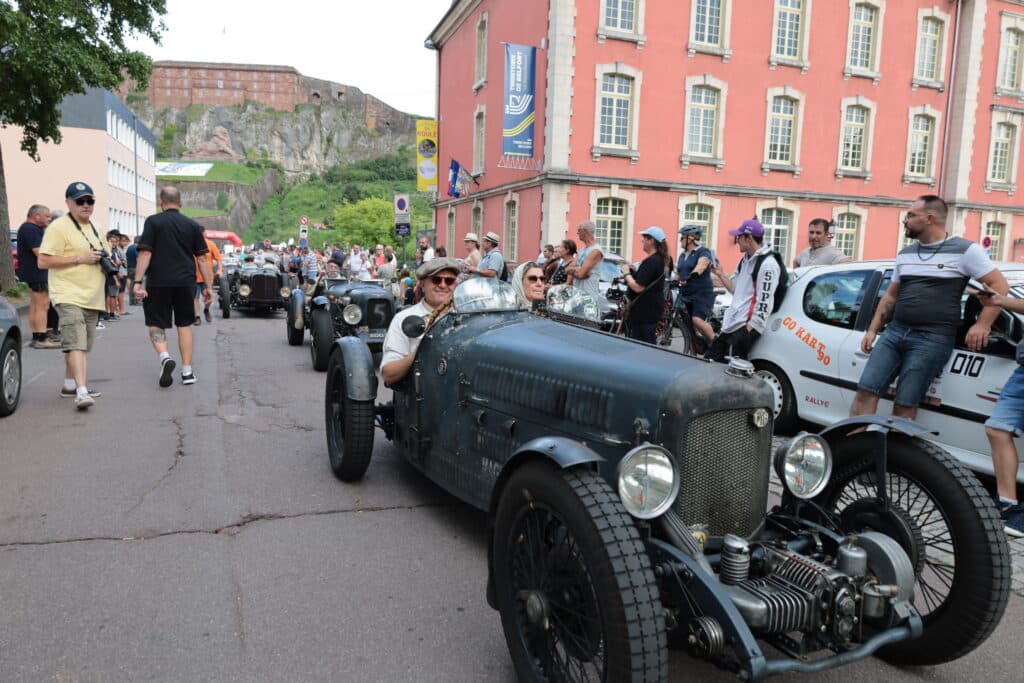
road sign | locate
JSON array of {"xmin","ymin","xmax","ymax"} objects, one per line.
[
  {"xmin": 299, "ymin": 225, "xmax": 308, "ymax": 239},
  {"xmin": 300, "ymin": 215, "xmax": 309, "ymax": 226},
  {"xmin": 395, "ymin": 223, "xmax": 411, "ymax": 237},
  {"xmin": 394, "ymin": 194, "xmax": 411, "ymax": 223}
]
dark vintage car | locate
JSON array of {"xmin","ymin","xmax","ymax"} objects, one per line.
[
  {"xmin": 219, "ymin": 260, "xmax": 291, "ymax": 318},
  {"xmin": 1, "ymin": 294, "xmax": 22, "ymax": 417},
  {"xmin": 322, "ymin": 278, "xmax": 1008, "ymax": 681},
  {"xmin": 287, "ymin": 274, "xmax": 397, "ymax": 371}
]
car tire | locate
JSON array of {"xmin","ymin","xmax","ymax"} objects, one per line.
[
  {"xmin": 493, "ymin": 461, "xmax": 667, "ymax": 682},
  {"xmin": 324, "ymin": 348, "xmax": 374, "ymax": 481},
  {"xmin": 814, "ymin": 433, "xmax": 1010, "ymax": 666},
  {"xmin": 660, "ymin": 316, "xmax": 694, "ymax": 356},
  {"xmin": 0, "ymin": 335, "xmax": 21, "ymax": 417},
  {"xmin": 310, "ymin": 309, "xmax": 333, "ymax": 372},
  {"xmin": 220, "ymin": 287, "xmax": 231, "ymax": 319},
  {"xmin": 286, "ymin": 305, "xmax": 304, "ymax": 346},
  {"xmin": 753, "ymin": 361, "xmax": 797, "ymax": 434}
]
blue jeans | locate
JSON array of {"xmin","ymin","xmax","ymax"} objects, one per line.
[
  {"xmin": 986, "ymin": 365, "xmax": 1024, "ymax": 437},
  {"xmin": 629, "ymin": 321, "xmax": 658, "ymax": 344},
  {"xmin": 858, "ymin": 322, "xmax": 955, "ymax": 407}
]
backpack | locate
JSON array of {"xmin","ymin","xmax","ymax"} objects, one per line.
[
  {"xmin": 750, "ymin": 251, "xmax": 789, "ymax": 313},
  {"xmin": 499, "ymin": 260, "xmax": 509, "ymax": 282}
]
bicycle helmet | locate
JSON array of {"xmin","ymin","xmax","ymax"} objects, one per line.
[{"xmin": 678, "ymin": 225, "xmax": 703, "ymax": 240}]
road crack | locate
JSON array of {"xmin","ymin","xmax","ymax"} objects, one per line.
[
  {"xmin": 126, "ymin": 417, "xmax": 188, "ymax": 513},
  {"xmin": 0, "ymin": 501, "xmax": 457, "ymax": 548}
]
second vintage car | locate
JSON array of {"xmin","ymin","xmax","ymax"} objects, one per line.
[
  {"xmin": 287, "ymin": 271, "xmax": 397, "ymax": 371},
  {"xmin": 323, "ymin": 277, "xmax": 1009, "ymax": 682},
  {"xmin": 219, "ymin": 256, "xmax": 291, "ymax": 318}
]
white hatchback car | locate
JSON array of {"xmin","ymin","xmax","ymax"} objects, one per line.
[{"xmin": 750, "ymin": 260, "xmax": 1024, "ymax": 483}]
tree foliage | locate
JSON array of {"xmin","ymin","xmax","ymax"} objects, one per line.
[{"xmin": 0, "ymin": 0, "xmax": 166, "ymax": 288}]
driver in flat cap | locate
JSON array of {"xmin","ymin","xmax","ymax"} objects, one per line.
[{"xmin": 380, "ymin": 257, "xmax": 460, "ymax": 384}]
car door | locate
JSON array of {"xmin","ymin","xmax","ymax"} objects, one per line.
[{"xmin": 834, "ymin": 267, "xmax": 891, "ymax": 415}]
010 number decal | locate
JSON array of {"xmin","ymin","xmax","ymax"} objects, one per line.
[{"xmin": 949, "ymin": 352, "xmax": 985, "ymax": 378}]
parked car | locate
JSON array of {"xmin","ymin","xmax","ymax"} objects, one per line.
[
  {"xmin": 323, "ymin": 277, "xmax": 1008, "ymax": 681},
  {"xmin": 1, "ymin": 294, "xmax": 23, "ymax": 417},
  {"xmin": 288, "ymin": 274, "xmax": 396, "ymax": 371},
  {"xmin": 750, "ymin": 260, "xmax": 1024, "ymax": 483},
  {"xmin": 219, "ymin": 259, "xmax": 291, "ymax": 318}
]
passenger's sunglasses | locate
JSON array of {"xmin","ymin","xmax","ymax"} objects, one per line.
[
  {"xmin": 429, "ymin": 275, "xmax": 457, "ymax": 286},
  {"xmin": 525, "ymin": 275, "xmax": 546, "ymax": 283},
  {"xmin": 75, "ymin": 197, "xmax": 96, "ymax": 206}
]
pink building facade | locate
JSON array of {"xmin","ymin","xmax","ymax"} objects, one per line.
[{"xmin": 429, "ymin": 0, "xmax": 1024, "ymax": 270}]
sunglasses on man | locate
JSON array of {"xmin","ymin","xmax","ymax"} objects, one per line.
[
  {"xmin": 429, "ymin": 275, "xmax": 457, "ymax": 286},
  {"xmin": 75, "ymin": 197, "xmax": 96, "ymax": 206}
]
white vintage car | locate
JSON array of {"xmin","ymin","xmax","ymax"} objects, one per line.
[{"xmin": 750, "ymin": 260, "xmax": 1024, "ymax": 483}]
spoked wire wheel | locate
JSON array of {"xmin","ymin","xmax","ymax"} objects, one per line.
[{"xmin": 815, "ymin": 433, "xmax": 1010, "ymax": 665}]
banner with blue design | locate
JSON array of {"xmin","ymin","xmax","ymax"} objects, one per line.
[{"xmin": 502, "ymin": 44, "xmax": 536, "ymax": 157}]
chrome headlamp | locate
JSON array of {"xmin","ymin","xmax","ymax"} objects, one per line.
[
  {"xmin": 617, "ymin": 444, "xmax": 679, "ymax": 519},
  {"xmin": 342, "ymin": 304, "xmax": 362, "ymax": 325},
  {"xmin": 773, "ymin": 433, "xmax": 833, "ymax": 499},
  {"xmin": 238, "ymin": 284, "xmax": 251, "ymax": 297},
  {"xmin": 279, "ymin": 286, "xmax": 291, "ymax": 297}
]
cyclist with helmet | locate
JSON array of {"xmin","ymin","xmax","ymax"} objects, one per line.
[{"xmin": 675, "ymin": 225, "xmax": 717, "ymax": 343}]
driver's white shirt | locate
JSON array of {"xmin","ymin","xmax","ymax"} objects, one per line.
[
  {"xmin": 346, "ymin": 252, "xmax": 362, "ymax": 273},
  {"xmin": 380, "ymin": 300, "xmax": 435, "ymax": 370}
]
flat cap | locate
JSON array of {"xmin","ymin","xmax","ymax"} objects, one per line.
[{"xmin": 416, "ymin": 257, "xmax": 461, "ymax": 280}]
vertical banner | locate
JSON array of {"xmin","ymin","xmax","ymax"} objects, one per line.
[
  {"xmin": 416, "ymin": 119, "xmax": 438, "ymax": 192},
  {"xmin": 502, "ymin": 44, "xmax": 536, "ymax": 157}
]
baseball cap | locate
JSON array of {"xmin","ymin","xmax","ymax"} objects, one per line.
[
  {"xmin": 640, "ymin": 226, "xmax": 667, "ymax": 243},
  {"xmin": 65, "ymin": 182, "xmax": 94, "ymax": 200},
  {"xmin": 416, "ymin": 257, "xmax": 461, "ymax": 280},
  {"xmin": 728, "ymin": 219, "xmax": 765, "ymax": 238}
]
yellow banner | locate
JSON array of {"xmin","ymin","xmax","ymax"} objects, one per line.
[{"xmin": 416, "ymin": 119, "xmax": 438, "ymax": 193}]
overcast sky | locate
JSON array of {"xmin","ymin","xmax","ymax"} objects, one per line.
[{"xmin": 126, "ymin": 0, "xmax": 455, "ymax": 117}]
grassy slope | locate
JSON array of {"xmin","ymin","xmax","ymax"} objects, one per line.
[{"xmin": 155, "ymin": 161, "xmax": 264, "ymax": 185}]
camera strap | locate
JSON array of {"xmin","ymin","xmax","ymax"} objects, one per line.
[{"xmin": 68, "ymin": 215, "xmax": 105, "ymax": 253}]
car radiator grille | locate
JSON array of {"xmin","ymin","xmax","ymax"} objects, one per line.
[
  {"xmin": 673, "ymin": 408, "xmax": 771, "ymax": 538},
  {"xmin": 366, "ymin": 299, "xmax": 391, "ymax": 329},
  {"xmin": 251, "ymin": 275, "xmax": 278, "ymax": 300}
]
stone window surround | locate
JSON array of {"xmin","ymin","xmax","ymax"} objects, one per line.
[
  {"xmin": 835, "ymin": 95, "xmax": 877, "ymax": 181},
  {"xmin": 504, "ymin": 190, "xmax": 520, "ymax": 262},
  {"xmin": 597, "ymin": 0, "xmax": 647, "ymax": 47},
  {"xmin": 755, "ymin": 196, "xmax": 801, "ymax": 263},
  {"xmin": 830, "ymin": 202, "xmax": 868, "ymax": 260},
  {"xmin": 589, "ymin": 185, "xmax": 637, "ymax": 262},
  {"xmin": 591, "ymin": 63, "xmax": 644, "ymax": 164},
  {"xmin": 996, "ymin": 11, "xmax": 1024, "ymax": 100},
  {"xmin": 678, "ymin": 193, "xmax": 722, "ymax": 252},
  {"xmin": 911, "ymin": 6, "xmax": 951, "ymax": 92},
  {"xmin": 687, "ymin": 0, "xmax": 734, "ymax": 62},
  {"xmin": 474, "ymin": 11, "xmax": 489, "ymax": 93},
  {"xmin": 979, "ymin": 210, "xmax": 1012, "ymax": 260},
  {"xmin": 843, "ymin": 0, "xmax": 886, "ymax": 83},
  {"xmin": 902, "ymin": 104, "xmax": 942, "ymax": 186},
  {"xmin": 681, "ymin": 74, "xmax": 728, "ymax": 171},
  {"xmin": 473, "ymin": 104, "xmax": 487, "ymax": 176},
  {"xmin": 761, "ymin": 85, "xmax": 806, "ymax": 177},
  {"xmin": 769, "ymin": 0, "xmax": 813, "ymax": 73},
  {"xmin": 446, "ymin": 206, "xmax": 457, "ymax": 252},
  {"xmin": 471, "ymin": 201, "xmax": 484, "ymax": 236},
  {"xmin": 985, "ymin": 108, "xmax": 1022, "ymax": 195}
]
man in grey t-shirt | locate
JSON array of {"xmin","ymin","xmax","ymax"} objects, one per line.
[
  {"xmin": 851, "ymin": 195, "xmax": 1007, "ymax": 420},
  {"xmin": 794, "ymin": 218, "xmax": 851, "ymax": 268}
]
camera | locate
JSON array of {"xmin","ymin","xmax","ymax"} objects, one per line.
[{"xmin": 97, "ymin": 250, "xmax": 119, "ymax": 276}]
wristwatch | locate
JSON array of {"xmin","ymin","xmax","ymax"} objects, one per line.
[{"xmin": 133, "ymin": 280, "xmax": 144, "ymax": 285}]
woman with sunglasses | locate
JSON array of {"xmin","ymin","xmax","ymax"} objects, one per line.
[
  {"xmin": 511, "ymin": 261, "xmax": 546, "ymax": 309},
  {"xmin": 620, "ymin": 226, "xmax": 672, "ymax": 344}
]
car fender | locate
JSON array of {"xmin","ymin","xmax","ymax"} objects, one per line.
[
  {"xmin": 312, "ymin": 295, "xmax": 330, "ymax": 309},
  {"xmin": 817, "ymin": 415, "xmax": 937, "ymax": 444},
  {"xmin": 290, "ymin": 289, "xmax": 305, "ymax": 328},
  {"xmin": 330, "ymin": 336, "xmax": 378, "ymax": 402}
]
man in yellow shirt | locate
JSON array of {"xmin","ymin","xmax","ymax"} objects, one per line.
[{"xmin": 38, "ymin": 181, "xmax": 108, "ymax": 410}]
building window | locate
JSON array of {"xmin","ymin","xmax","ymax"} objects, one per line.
[
  {"xmin": 598, "ymin": 0, "xmax": 646, "ymax": 45},
  {"xmin": 845, "ymin": 1, "xmax": 884, "ymax": 80},
  {"xmin": 600, "ymin": 74, "xmax": 633, "ymax": 148},
  {"xmin": 446, "ymin": 207, "xmax": 456, "ymax": 253},
  {"xmin": 903, "ymin": 105, "xmax": 941, "ymax": 185},
  {"xmin": 990, "ymin": 123, "xmax": 1015, "ymax": 184},
  {"xmin": 688, "ymin": 0, "xmax": 732, "ymax": 60},
  {"xmin": 504, "ymin": 199, "xmax": 518, "ymax": 261},
  {"xmin": 687, "ymin": 86, "xmax": 718, "ymax": 157},
  {"xmin": 984, "ymin": 221, "xmax": 1006, "ymax": 258},
  {"xmin": 595, "ymin": 198, "xmax": 626, "ymax": 257},
  {"xmin": 840, "ymin": 105, "xmax": 868, "ymax": 171},
  {"xmin": 768, "ymin": 97, "xmax": 795, "ymax": 163},
  {"xmin": 473, "ymin": 106, "xmax": 486, "ymax": 175},
  {"xmin": 912, "ymin": 8, "xmax": 949, "ymax": 90},
  {"xmin": 770, "ymin": 0, "xmax": 811, "ymax": 70},
  {"xmin": 592, "ymin": 64, "xmax": 643, "ymax": 162},
  {"xmin": 683, "ymin": 203, "xmax": 713, "ymax": 235},
  {"xmin": 834, "ymin": 213, "xmax": 861, "ymax": 258},
  {"xmin": 1002, "ymin": 30, "xmax": 1023, "ymax": 92},
  {"xmin": 986, "ymin": 111, "xmax": 1022, "ymax": 194},
  {"xmin": 472, "ymin": 204, "xmax": 483, "ymax": 235},
  {"xmin": 474, "ymin": 13, "xmax": 488, "ymax": 90},
  {"xmin": 761, "ymin": 208, "xmax": 793, "ymax": 258}
]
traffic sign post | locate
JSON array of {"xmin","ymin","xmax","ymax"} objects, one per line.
[{"xmin": 395, "ymin": 194, "xmax": 412, "ymax": 267}]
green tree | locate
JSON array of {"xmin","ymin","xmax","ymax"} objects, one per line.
[
  {"xmin": 0, "ymin": 1, "xmax": 166, "ymax": 289},
  {"xmin": 331, "ymin": 197, "xmax": 396, "ymax": 248}
]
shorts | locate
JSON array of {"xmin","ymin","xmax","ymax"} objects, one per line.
[
  {"xmin": 858, "ymin": 322, "xmax": 955, "ymax": 407},
  {"xmin": 143, "ymin": 286, "xmax": 195, "ymax": 329},
  {"xmin": 27, "ymin": 281, "xmax": 48, "ymax": 293},
  {"xmin": 679, "ymin": 292, "xmax": 713, "ymax": 321},
  {"xmin": 195, "ymin": 282, "xmax": 207, "ymax": 298},
  {"xmin": 55, "ymin": 304, "xmax": 99, "ymax": 352},
  {"xmin": 985, "ymin": 365, "xmax": 1024, "ymax": 437},
  {"xmin": 105, "ymin": 277, "xmax": 119, "ymax": 298}
]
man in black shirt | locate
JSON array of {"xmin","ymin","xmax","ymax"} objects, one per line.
[
  {"xmin": 133, "ymin": 187, "xmax": 213, "ymax": 388},
  {"xmin": 16, "ymin": 204, "xmax": 61, "ymax": 348}
]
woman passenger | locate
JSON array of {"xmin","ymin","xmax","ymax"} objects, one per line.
[
  {"xmin": 512, "ymin": 262, "xmax": 547, "ymax": 309},
  {"xmin": 547, "ymin": 239, "xmax": 577, "ymax": 286}
]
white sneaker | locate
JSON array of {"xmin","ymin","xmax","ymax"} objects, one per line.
[
  {"xmin": 159, "ymin": 358, "xmax": 176, "ymax": 388},
  {"xmin": 181, "ymin": 371, "xmax": 196, "ymax": 385},
  {"xmin": 75, "ymin": 393, "xmax": 95, "ymax": 410}
]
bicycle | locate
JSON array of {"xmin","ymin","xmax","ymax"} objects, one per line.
[{"xmin": 658, "ymin": 281, "xmax": 717, "ymax": 356}]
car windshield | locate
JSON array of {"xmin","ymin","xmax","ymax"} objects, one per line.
[
  {"xmin": 452, "ymin": 277, "xmax": 522, "ymax": 313},
  {"xmin": 597, "ymin": 253, "xmax": 626, "ymax": 282},
  {"xmin": 546, "ymin": 285, "xmax": 601, "ymax": 321}
]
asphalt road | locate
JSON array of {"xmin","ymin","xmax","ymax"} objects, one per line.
[{"xmin": 0, "ymin": 308, "xmax": 1020, "ymax": 682}]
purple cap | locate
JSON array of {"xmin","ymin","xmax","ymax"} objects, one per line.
[{"xmin": 728, "ymin": 219, "xmax": 765, "ymax": 238}]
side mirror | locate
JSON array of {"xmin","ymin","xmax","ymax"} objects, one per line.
[{"xmin": 402, "ymin": 316, "xmax": 426, "ymax": 338}]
